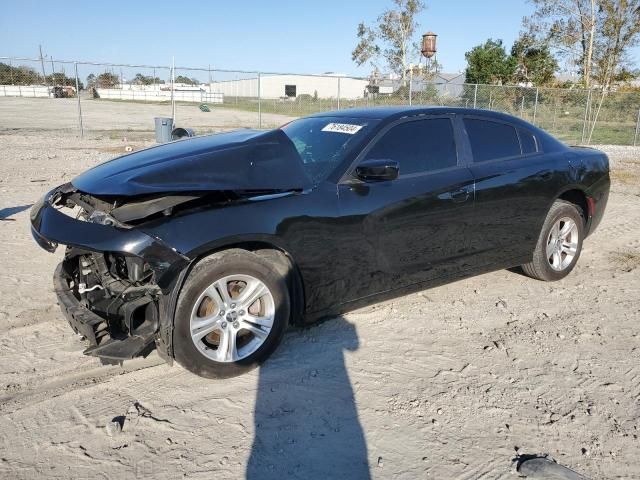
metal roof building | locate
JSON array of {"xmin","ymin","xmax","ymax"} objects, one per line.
[{"xmin": 209, "ymin": 74, "xmax": 370, "ymax": 100}]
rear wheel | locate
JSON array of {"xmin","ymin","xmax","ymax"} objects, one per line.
[
  {"xmin": 521, "ymin": 200, "xmax": 584, "ymax": 281},
  {"xmin": 173, "ymin": 249, "xmax": 290, "ymax": 378}
]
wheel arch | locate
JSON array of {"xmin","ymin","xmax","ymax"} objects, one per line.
[
  {"xmin": 170, "ymin": 235, "xmax": 306, "ymax": 346},
  {"xmin": 554, "ymin": 187, "xmax": 589, "ymax": 225}
]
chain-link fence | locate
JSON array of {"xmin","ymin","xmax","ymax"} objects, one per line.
[{"xmin": 1, "ymin": 56, "xmax": 639, "ymax": 145}]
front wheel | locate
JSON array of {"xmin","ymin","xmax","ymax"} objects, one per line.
[
  {"xmin": 521, "ymin": 200, "xmax": 584, "ymax": 282},
  {"xmin": 173, "ymin": 249, "xmax": 290, "ymax": 378}
]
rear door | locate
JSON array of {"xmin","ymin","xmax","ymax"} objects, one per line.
[
  {"xmin": 337, "ymin": 115, "xmax": 476, "ymax": 298},
  {"xmin": 462, "ymin": 116, "xmax": 558, "ymax": 265}
]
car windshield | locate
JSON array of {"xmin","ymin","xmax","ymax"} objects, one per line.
[{"xmin": 280, "ymin": 116, "xmax": 379, "ymax": 184}]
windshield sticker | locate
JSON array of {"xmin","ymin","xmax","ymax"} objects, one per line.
[{"xmin": 321, "ymin": 123, "xmax": 364, "ymax": 134}]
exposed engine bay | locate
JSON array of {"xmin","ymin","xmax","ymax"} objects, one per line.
[
  {"xmin": 38, "ymin": 182, "xmax": 296, "ymax": 363},
  {"xmin": 50, "ymin": 182, "xmax": 234, "ymax": 226}
]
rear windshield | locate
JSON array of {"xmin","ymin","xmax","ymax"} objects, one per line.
[{"xmin": 280, "ymin": 117, "xmax": 379, "ymax": 184}]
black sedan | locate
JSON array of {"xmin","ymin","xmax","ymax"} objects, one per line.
[{"xmin": 31, "ymin": 107, "xmax": 610, "ymax": 378}]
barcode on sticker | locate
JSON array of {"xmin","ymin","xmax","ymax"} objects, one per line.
[{"xmin": 321, "ymin": 123, "xmax": 364, "ymax": 134}]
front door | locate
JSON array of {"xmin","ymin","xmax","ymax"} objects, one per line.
[{"xmin": 337, "ymin": 115, "xmax": 476, "ymax": 300}]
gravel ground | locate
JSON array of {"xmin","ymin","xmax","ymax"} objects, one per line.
[
  {"xmin": 0, "ymin": 120, "xmax": 639, "ymax": 479},
  {"xmin": 0, "ymin": 96, "xmax": 294, "ymax": 133}
]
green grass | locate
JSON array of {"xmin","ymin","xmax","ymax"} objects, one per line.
[{"xmin": 92, "ymin": 95, "xmax": 640, "ymax": 145}]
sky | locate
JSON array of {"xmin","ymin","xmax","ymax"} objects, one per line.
[{"xmin": 1, "ymin": 0, "xmax": 638, "ymax": 79}]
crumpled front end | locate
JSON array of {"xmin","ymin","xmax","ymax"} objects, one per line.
[{"xmin": 31, "ymin": 183, "xmax": 190, "ymax": 363}]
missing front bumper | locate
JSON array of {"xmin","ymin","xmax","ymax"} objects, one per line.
[
  {"xmin": 54, "ymin": 262, "xmax": 109, "ymax": 347},
  {"xmin": 54, "ymin": 261, "xmax": 157, "ymax": 362},
  {"xmin": 33, "ymin": 187, "xmax": 190, "ymax": 363}
]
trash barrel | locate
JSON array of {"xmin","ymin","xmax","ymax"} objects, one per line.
[
  {"xmin": 171, "ymin": 127, "xmax": 196, "ymax": 140},
  {"xmin": 154, "ymin": 117, "xmax": 173, "ymax": 143}
]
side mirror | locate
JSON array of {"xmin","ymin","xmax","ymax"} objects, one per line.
[{"xmin": 355, "ymin": 159, "xmax": 399, "ymax": 182}]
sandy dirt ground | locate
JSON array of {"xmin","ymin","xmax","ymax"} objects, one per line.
[{"xmin": 0, "ymin": 102, "xmax": 639, "ymax": 479}]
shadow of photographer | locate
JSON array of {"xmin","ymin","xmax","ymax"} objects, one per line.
[{"xmin": 246, "ymin": 316, "xmax": 370, "ymax": 479}]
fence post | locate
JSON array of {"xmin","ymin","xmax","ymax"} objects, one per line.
[
  {"xmin": 473, "ymin": 84, "xmax": 478, "ymax": 109},
  {"xmin": 533, "ymin": 88, "xmax": 539, "ymax": 125},
  {"xmin": 634, "ymin": 108, "xmax": 640, "ymax": 147},
  {"xmin": 337, "ymin": 77, "xmax": 341, "ymax": 110},
  {"xmin": 74, "ymin": 63, "xmax": 84, "ymax": 138},
  {"xmin": 39, "ymin": 45, "xmax": 49, "ymax": 96},
  {"xmin": 257, "ymin": 72, "xmax": 262, "ymax": 129},
  {"xmin": 408, "ymin": 68, "xmax": 413, "ymax": 106},
  {"xmin": 581, "ymin": 89, "xmax": 591, "ymax": 144}
]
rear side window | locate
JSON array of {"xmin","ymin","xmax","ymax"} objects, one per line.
[
  {"xmin": 365, "ymin": 118, "xmax": 457, "ymax": 175},
  {"xmin": 464, "ymin": 118, "xmax": 520, "ymax": 162},
  {"xmin": 519, "ymin": 128, "xmax": 538, "ymax": 154}
]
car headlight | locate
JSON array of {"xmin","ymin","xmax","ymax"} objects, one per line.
[
  {"xmin": 30, "ymin": 190, "xmax": 54, "ymax": 223},
  {"xmin": 88, "ymin": 210, "xmax": 127, "ymax": 228}
]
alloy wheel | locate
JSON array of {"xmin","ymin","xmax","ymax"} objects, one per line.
[
  {"xmin": 546, "ymin": 217, "xmax": 579, "ymax": 271},
  {"xmin": 189, "ymin": 274, "xmax": 275, "ymax": 362}
]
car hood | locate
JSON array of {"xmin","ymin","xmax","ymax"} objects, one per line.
[{"xmin": 72, "ymin": 129, "xmax": 312, "ymax": 196}]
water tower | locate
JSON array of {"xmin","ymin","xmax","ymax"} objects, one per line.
[{"xmin": 421, "ymin": 32, "xmax": 438, "ymax": 74}]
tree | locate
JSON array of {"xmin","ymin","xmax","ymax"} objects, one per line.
[
  {"xmin": 592, "ymin": 0, "xmax": 640, "ymax": 90},
  {"xmin": 132, "ymin": 73, "xmax": 164, "ymax": 85},
  {"xmin": 510, "ymin": 34, "xmax": 559, "ymax": 86},
  {"xmin": 96, "ymin": 72, "xmax": 120, "ymax": 88},
  {"xmin": 352, "ymin": 0, "xmax": 425, "ymax": 85},
  {"xmin": 86, "ymin": 73, "xmax": 96, "ymax": 89},
  {"xmin": 526, "ymin": 0, "xmax": 640, "ymax": 142},
  {"xmin": 524, "ymin": 0, "xmax": 597, "ymax": 88},
  {"xmin": 47, "ymin": 72, "xmax": 82, "ymax": 89},
  {"xmin": 0, "ymin": 63, "xmax": 42, "ymax": 85},
  {"xmin": 174, "ymin": 75, "xmax": 199, "ymax": 85},
  {"xmin": 525, "ymin": 0, "xmax": 640, "ymax": 89},
  {"xmin": 464, "ymin": 39, "xmax": 516, "ymax": 85},
  {"xmin": 613, "ymin": 67, "xmax": 637, "ymax": 83}
]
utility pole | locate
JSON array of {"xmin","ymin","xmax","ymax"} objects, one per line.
[
  {"xmin": 38, "ymin": 45, "xmax": 48, "ymax": 88},
  {"xmin": 171, "ymin": 56, "xmax": 176, "ymax": 128},
  {"xmin": 74, "ymin": 63, "xmax": 84, "ymax": 138}
]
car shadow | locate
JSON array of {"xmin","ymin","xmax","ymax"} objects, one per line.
[
  {"xmin": 246, "ymin": 316, "xmax": 370, "ymax": 479},
  {"xmin": 0, "ymin": 204, "xmax": 32, "ymax": 221}
]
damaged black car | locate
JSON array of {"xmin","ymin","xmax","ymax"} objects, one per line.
[{"xmin": 31, "ymin": 107, "xmax": 609, "ymax": 378}]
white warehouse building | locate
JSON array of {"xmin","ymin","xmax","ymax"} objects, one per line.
[{"xmin": 209, "ymin": 74, "xmax": 369, "ymax": 100}]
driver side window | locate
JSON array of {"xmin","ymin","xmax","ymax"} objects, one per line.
[{"xmin": 365, "ymin": 118, "xmax": 458, "ymax": 176}]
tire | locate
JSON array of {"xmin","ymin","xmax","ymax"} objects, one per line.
[
  {"xmin": 173, "ymin": 249, "xmax": 290, "ymax": 378},
  {"xmin": 521, "ymin": 200, "xmax": 584, "ymax": 282}
]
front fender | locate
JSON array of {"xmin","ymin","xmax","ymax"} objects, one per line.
[{"xmin": 30, "ymin": 189, "xmax": 189, "ymax": 292}]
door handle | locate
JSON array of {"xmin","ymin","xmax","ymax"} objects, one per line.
[{"xmin": 450, "ymin": 188, "xmax": 470, "ymax": 203}]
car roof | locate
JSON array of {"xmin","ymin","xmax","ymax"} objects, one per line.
[
  {"xmin": 307, "ymin": 105, "xmax": 568, "ymax": 163},
  {"xmin": 307, "ymin": 106, "xmax": 531, "ymax": 125}
]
